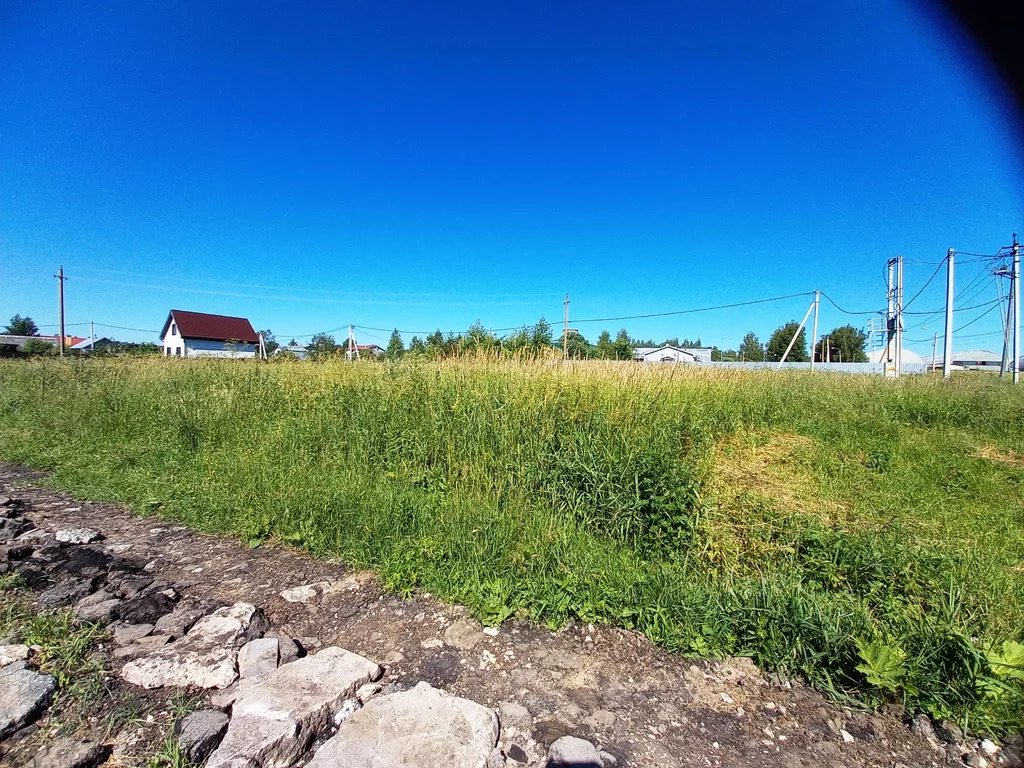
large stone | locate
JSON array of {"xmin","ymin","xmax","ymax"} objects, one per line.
[
  {"xmin": 206, "ymin": 646, "xmax": 381, "ymax": 768},
  {"xmin": 120, "ymin": 603, "xmax": 266, "ymax": 690},
  {"xmin": 0, "ymin": 663, "xmax": 56, "ymax": 738},
  {"xmin": 238, "ymin": 638, "xmax": 279, "ymax": 678},
  {"xmin": 153, "ymin": 598, "xmax": 218, "ymax": 639},
  {"xmin": 118, "ymin": 592, "xmax": 176, "ymax": 625},
  {"xmin": 547, "ymin": 736, "xmax": 603, "ymax": 768},
  {"xmin": 0, "ymin": 644, "xmax": 30, "ymax": 667},
  {"xmin": 29, "ymin": 737, "xmax": 108, "ymax": 768},
  {"xmin": 40, "ymin": 580, "xmax": 93, "ymax": 608},
  {"xmin": 75, "ymin": 599, "xmax": 122, "ymax": 624},
  {"xmin": 306, "ymin": 681, "xmax": 498, "ymax": 768},
  {"xmin": 54, "ymin": 528, "xmax": 102, "ymax": 545},
  {"xmin": 177, "ymin": 709, "xmax": 229, "ymax": 763},
  {"xmin": 280, "ymin": 583, "xmax": 324, "ymax": 603},
  {"xmin": 112, "ymin": 623, "xmax": 154, "ymax": 646}
]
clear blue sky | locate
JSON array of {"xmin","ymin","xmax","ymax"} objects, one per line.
[{"xmin": 2, "ymin": 0, "xmax": 1021, "ymax": 352}]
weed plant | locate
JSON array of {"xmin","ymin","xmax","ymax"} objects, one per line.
[{"xmin": 1, "ymin": 357, "xmax": 1022, "ymax": 733}]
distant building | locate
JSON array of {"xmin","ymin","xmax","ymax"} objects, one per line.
[
  {"xmin": 345, "ymin": 344, "xmax": 384, "ymax": 360},
  {"xmin": 951, "ymin": 349, "xmax": 1002, "ymax": 371},
  {"xmin": 160, "ymin": 310, "xmax": 260, "ymax": 358},
  {"xmin": 0, "ymin": 334, "xmax": 87, "ymax": 352},
  {"xmin": 71, "ymin": 337, "xmax": 115, "ymax": 352},
  {"xmin": 275, "ymin": 344, "xmax": 309, "ymax": 360},
  {"xmin": 633, "ymin": 345, "xmax": 714, "ymax": 364}
]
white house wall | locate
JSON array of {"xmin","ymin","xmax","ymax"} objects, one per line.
[
  {"xmin": 184, "ymin": 338, "xmax": 257, "ymax": 358},
  {"xmin": 161, "ymin": 321, "xmax": 184, "ymax": 357}
]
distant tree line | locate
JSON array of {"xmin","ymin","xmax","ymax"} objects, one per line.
[{"xmin": 303, "ymin": 318, "xmax": 867, "ymax": 364}]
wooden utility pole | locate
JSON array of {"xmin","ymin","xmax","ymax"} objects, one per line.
[
  {"xmin": 943, "ymin": 249, "xmax": 955, "ymax": 379},
  {"xmin": 562, "ymin": 293, "xmax": 570, "ymax": 359},
  {"xmin": 54, "ymin": 266, "xmax": 66, "ymax": 357}
]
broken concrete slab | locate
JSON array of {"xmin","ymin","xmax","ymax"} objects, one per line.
[
  {"xmin": 120, "ymin": 603, "xmax": 266, "ymax": 690},
  {"xmin": 205, "ymin": 646, "xmax": 381, "ymax": 768},
  {"xmin": 0, "ymin": 663, "xmax": 56, "ymax": 739},
  {"xmin": 307, "ymin": 681, "xmax": 498, "ymax": 768}
]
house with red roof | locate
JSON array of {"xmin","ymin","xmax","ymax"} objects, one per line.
[{"xmin": 160, "ymin": 310, "xmax": 261, "ymax": 358}]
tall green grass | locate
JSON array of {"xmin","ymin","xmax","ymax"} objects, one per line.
[{"xmin": 1, "ymin": 358, "xmax": 1022, "ymax": 734}]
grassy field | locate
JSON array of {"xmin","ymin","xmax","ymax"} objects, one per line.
[{"xmin": 1, "ymin": 358, "xmax": 1023, "ymax": 734}]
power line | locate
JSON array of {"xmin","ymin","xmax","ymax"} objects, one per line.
[
  {"xmin": 901, "ymin": 255, "xmax": 947, "ymax": 311},
  {"xmin": 572, "ymin": 292, "xmax": 815, "ymax": 324},
  {"xmin": 819, "ymin": 292, "xmax": 884, "ymax": 316}
]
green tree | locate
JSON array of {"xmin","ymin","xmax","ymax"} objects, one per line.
[
  {"xmin": 820, "ymin": 325, "xmax": 868, "ymax": 362},
  {"xmin": 22, "ymin": 338, "xmax": 55, "ymax": 356},
  {"xmin": 660, "ymin": 337, "xmax": 680, "ymax": 347},
  {"xmin": 503, "ymin": 328, "xmax": 531, "ymax": 355},
  {"xmin": 738, "ymin": 332, "xmax": 764, "ymax": 361},
  {"xmin": 4, "ymin": 314, "xmax": 39, "ymax": 336},
  {"xmin": 386, "ymin": 329, "xmax": 405, "ymax": 360},
  {"xmin": 613, "ymin": 329, "xmax": 633, "ymax": 360},
  {"xmin": 594, "ymin": 330, "xmax": 615, "ymax": 360},
  {"xmin": 308, "ymin": 333, "xmax": 338, "ymax": 360},
  {"xmin": 408, "ymin": 336, "xmax": 426, "ymax": 355},
  {"xmin": 425, "ymin": 330, "xmax": 445, "ymax": 356},
  {"xmin": 530, "ymin": 318, "xmax": 553, "ymax": 350},
  {"xmin": 563, "ymin": 329, "xmax": 591, "ymax": 359},
  {"xmin": 766, "ymin": 322, "xmax": 809, "ymax": 362},
  {"xmin": 461, "ymin": 320, "xmax": 498, "ymax": 353}
]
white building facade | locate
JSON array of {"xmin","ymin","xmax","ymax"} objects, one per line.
[{"xmin": 160, "ymin": 310, "xmax": 260, "ymax": 358}]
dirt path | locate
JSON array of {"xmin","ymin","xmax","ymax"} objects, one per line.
[{"xmin": 0, "ymin": 463, "xmax": 978, "ymax": 767}]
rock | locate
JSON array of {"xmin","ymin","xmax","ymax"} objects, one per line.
[
  {"xmin": 444, "ymin": 618, "xmax": 484, "ymax": 650},
  {"xmin": 153, "ymin": 598, "xmax": 217, "ymax": 639},
  {"xmin": 209, "ymin": 682, "xmax": 240, "ymax": 710},
  {"xmin": 75, "ymin": 599, "xmax": 121, "ymax": 624},
  {"xmin": 113, "ymin": 634, "xmax": 171, "ymax": 659},
  {"xmin": 0, "ymin": 644, "xmax": 30, "ymax": 667},
  {"xmin": 936, "ymin": 719, "xmax": 964, "ymax": 744},
  {"xmin": 277, "ymin": 635, "xmax": 301, "ymax": 665},
  {"xmin": 598, "ymin": 751, "xmax": 618, "ymax": 767},
  {"xmin": 54, "ymin": 528, "xmax": 102, "ymax": 545},
  {"xmin": 307, "ymin": 681, "xmax": 498, "ymax": 768},
  {"xmin": 486, "ymin": 747, "xmax": 506, "ymax": 768},
  {"xmin": 40, "ymin": 580, "xmax": 93, "ymax": 608},
  {"xmin": 0, "ymin": 663, "xmax": 56, "ymax": 738},
  {"xmin": 980, "ymin": 739, "xmax": 1000, "ymax": 757},
  {"xmin": 205, "ymin": 646, "xmax": 381, "ymax": 768},
  {"xmin": 507, "ymin": 744, "xmax": 529, "ymax": 763},
  {"xmin": 112, "ymin": 575, "xmax": 154, "ymax": 600},
  {"xmin": 112, "ymin": 623, "xmax": 154, "ymax": 646},
  {"xmin": 965, "ymin": 755, "xmax": 988, "ymax": 768},
  {"xmin": 279, "ymin": 583, "xmax": 322, "ymax": 603},
  {"xmin": 383, "ymin": 650, "xmax": 405, "ymax": 665},
  {"xmin": 547, "ymin": 735, "xmax": 603, "ymax": 768},
  {"xmin": 176, "ymin": 709, "xmax": 229, "ymax": 763},
  {"xmin": 121, "ymin": 603, "xmax": 266, "ymax": 690},
  {"xmin": 499, "ymin": 701, "xmax": 532, "ymax": 728},
  {"xmin": 29, "ymin": 737, "xmax": 108, "ymax": 768},
  {"xmin": 118, "ymin": 592, "xmax": 176, "ymax": 624},
  {"xmin": 238, "ymin": 637, "xmax": 279, "ymax": 678},
  {"xmin": 75, "ymin": 589, "xmax": 116, "ymax": 609},
  {"xmin": 840, "ymin": 729, "xmax": 855, "ymax": 743}
]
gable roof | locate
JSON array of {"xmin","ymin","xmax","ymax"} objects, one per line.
[{"xmin": 161, "ymin": 310, "xmax": 259, "ymax": 344}]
